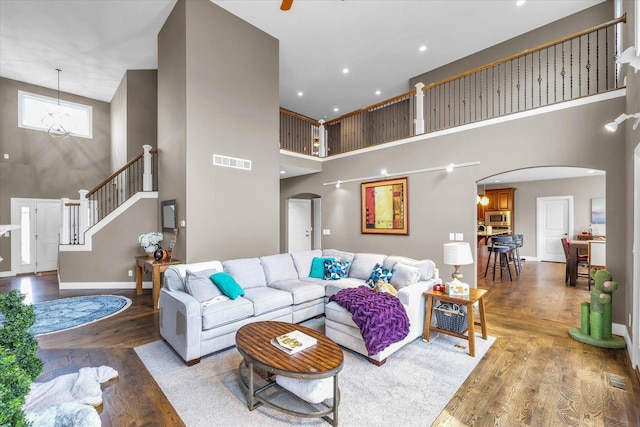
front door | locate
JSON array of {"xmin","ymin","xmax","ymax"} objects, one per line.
[
  {"xmin": 536, "ymin": 196, "xmax": 573, "ymax": 262},
  {"xmin": 11, "ymin": 198, "xmax": 61, "ymax": 274}
]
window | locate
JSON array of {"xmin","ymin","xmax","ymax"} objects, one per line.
[{"xmin": 18, "ymin": 90, "xmax": 93, "ymax": 138}]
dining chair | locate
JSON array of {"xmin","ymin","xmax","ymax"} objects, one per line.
[{"xmin": 560, "ymin": 237, "xmax": 589, "ymax": 284}]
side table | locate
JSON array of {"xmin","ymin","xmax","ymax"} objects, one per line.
[
  {"xmin": 135, "ymin": 256, "xmax": 181, "ymax": 309},
  {"xmin": 422, "ymin": 288, "xmax": 488, "ymax": 357}
]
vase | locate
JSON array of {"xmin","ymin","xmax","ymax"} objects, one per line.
[{"xmin": 144, "ymin": 245, "xmax": 158, "ymax": 257}]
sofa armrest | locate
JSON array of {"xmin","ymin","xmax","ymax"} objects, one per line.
[
  {"xmin": 396, "ymin": 278, "xmax": 439, "ymax": 336},
  {"xmin": 158, "ymin": 288, "xmax": 203, "ymax": 363}
]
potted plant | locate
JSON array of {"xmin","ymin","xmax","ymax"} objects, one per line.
[
  {"xmin": 138, "ymin": 232, "xmax": 163, "ymax": 256},
  {"xmin": 0, "ymin": 290, "xmax": 43, "ymax": 426}
]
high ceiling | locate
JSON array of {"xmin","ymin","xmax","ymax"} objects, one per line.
[{"xmin": 0, "ymin": 0, "xmax": 605, "ymax": 122}]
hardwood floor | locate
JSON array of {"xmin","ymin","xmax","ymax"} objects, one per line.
[{"xmin": 1, "ymin": 249, "xmax": 639, "ymax": 426}]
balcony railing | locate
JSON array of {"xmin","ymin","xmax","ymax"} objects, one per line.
[
  {"xmin": 61, "ymin": 145, "xmax": 157, "ymax": 245},
  {"xmin": 280, "ymin": 15, "xmax": 626, "ymax": 157}
]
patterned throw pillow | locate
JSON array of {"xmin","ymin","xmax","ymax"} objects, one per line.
[
  {"xmin": 324, "ymin": 259, "xmax": 350, "ymax": 280},
  {"xmin": 365, "ymin": 263, "xmax": 395, "ymax": 287}
]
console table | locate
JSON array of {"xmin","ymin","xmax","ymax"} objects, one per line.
[{"xmin": 135, "ymin": 256, "xmax": 181, "ymax": 309}]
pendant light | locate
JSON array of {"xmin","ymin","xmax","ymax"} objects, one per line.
[{"xmin": 41, "ymin": 68, "xmax": 71, "ymax": 138}]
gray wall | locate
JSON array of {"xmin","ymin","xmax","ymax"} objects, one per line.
[
  {"xmin": 621, "ymin": 0, "xmax": 639, "ymax": 345},
  {"xmin": 58, "ymin": 197, "xmax": 157, "ymax": 282},
  {"xmin": 0, "ymin": 77, "xmax": 111, "ymax": 273},
  {"xmin": 111, "ymin": 69, "xmax": 158, "ymax": 171},
  {"xmin": 159, "ymin": 0, "xmax": 280, "ymax": 262},
  {"xmin": 281, "ymin": 97, "xmax": 626, "ymax": 322}
]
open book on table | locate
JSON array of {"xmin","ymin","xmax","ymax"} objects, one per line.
[{"xmin": 271, "ymin": 330, "xmax": 317, "ymax": 355}]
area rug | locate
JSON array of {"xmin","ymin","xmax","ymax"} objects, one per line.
[
  {"xmin": 135, "ymin": 318, "xmax": 495, "ymax": 427},
  {"xmin": 28, "ymin": 295, "xmax": 131, "ymax": 336}
]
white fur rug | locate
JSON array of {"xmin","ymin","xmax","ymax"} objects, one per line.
[{"xmin": 24, "ymin": 366, "xmax": 118, "ymax": 427}]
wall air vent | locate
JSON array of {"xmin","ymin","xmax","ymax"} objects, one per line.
[{"xmin": 213, "ymin": 154, "xmax": 252, "ymax": 171}]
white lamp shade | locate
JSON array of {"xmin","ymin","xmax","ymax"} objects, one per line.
[{"xmin": 443, "ymin": 242, "xmax": 473, "ymax": 266}]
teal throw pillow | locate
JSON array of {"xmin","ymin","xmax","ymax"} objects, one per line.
[
  {"xmin": 211, "ymin": 272, "xmax": 245, "ymax": 300},
  {"xmin": 365, "ymin": 263, "xmax": 395, "ymax": 287},
  {"xmin": 310, "ymin": 257, "xmax": 334, "ymax": 278},
  {"xmin": 324, "ymin": 259, "xmax": 350, "ymax": 280}
]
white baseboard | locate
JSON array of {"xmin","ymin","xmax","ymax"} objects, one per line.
[{"xmin": 59, "ymin": 281, "xmax": 152, "ymax": 290}]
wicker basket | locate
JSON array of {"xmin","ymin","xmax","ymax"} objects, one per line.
[{"xmin": 434, "ymin": 303, "xmax": 468, "ymax": 334}]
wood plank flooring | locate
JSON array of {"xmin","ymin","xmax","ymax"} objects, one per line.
[{"xmin": 1, "ymin": 247, "xmax": 639, "ymax": 426}]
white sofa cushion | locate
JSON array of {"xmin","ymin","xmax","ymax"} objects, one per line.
[
  {"xmin": 201, "ymin": 297, "xmax": 254, "ymax": 330},
  {"xmin": 184, "ymin": 269, "xmax": 223, "ymax": 303},
  {"xmin": 268, "ymin": 280, "xmax": 325, "ymax": 305},
  {"xmin": 243, "ymin": 287, "xmax": 293, "ymax": 316},
  {"xmin": 260, "ymin": 253, "xmax": 298, "ymax": 284},
  {"xmin": 348, "ymin": 253, "xmax": 387, "ymax": 280},
  {"xmin": 383, "ymin": 256, "xmax": 436, "ymax": 281},
  {"xmin": 164, "ymin": 261, "xmax": 224, "ymax": 292},
  {"xmin": 223, "ymin": 258, "xmax": 266, "ymax": 289},
  {"xmin": 290, "ymin": 249, "xmax": 322, "ymax": 278},
  {"xmin": 322, "ymin": 249, "xmax": 355, "ymax": 264},
  {"xmin": 389, "ymin": 263, "xmax": 421, "ymax": 289}
]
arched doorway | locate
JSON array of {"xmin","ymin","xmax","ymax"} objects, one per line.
[{"xmin": 476, "ymin": 166, "xmax": 605, "ymax": 275}]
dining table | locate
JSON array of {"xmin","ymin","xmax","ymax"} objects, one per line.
[{"xmin": 567, "ymin": 239, "xmax": 605, "ymax": 286}]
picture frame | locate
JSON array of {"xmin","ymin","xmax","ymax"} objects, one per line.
[
  {"xmin": 591, "ymin": 197, "xmax": 605, "ymax": 224},
  {"xmin": 361, "ymin": 177, "xmax": 409, "ymax": 235}
]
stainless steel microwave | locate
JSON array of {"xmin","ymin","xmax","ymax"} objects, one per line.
[{"xmin": 485, "ymin": 211, "xmax": 511, "ymax": 227}]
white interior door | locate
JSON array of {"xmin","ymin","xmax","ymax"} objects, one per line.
[
  {"xmin": 536, "ymin": 196, "xmax": 573, "ymax": 262},
  {"xmin": 288, "ymin": 199, "xmax": 311, "ymax": 253},
  {"xmin": 11, "ymin": 198, "xmax": 60, "ymax": 274},
  {"xmin": 36, "ymin": 202, "xmax": 61, "ymax": 272}
]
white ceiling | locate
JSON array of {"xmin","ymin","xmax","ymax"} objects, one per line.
[
  {"xmin": 0, "ymin": 0, "xmax": 605, "ymax": 122},
  {"xmin": 478, "ymin": 167, "xmax": 605, "ymax": 185},
  {"xmin": 0, "ymin": 1, "xmax": 607, "ymax": 182}
]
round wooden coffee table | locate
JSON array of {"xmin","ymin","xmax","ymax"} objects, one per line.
[{"xmin": 235, "ymin": 321, "xmax": 344, "ymax": 426}]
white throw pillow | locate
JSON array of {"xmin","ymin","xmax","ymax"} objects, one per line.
[
  {"xmin": 390, "ymin": 263, "xmax": 421, "ymax": 289},
  {"xmin": 275, "ymin": 375, "xmax": 333, "ymax": 404},
  {"xmin": 184, "ymin": 269, "xmax": 222, "ymax": 303}
]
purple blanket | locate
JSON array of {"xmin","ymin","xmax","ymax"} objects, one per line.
[{"xmin": 329, "ymin": 286, "xmax": 410, "ymax": 356}]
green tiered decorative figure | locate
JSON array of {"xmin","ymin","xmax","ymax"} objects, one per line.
[{"xmin": 568, "ymin": 269, "xmax": 626, "ymax": 348}]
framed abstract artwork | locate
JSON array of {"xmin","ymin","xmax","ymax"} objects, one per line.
[{"xmin": 361, "ymin": 177, "xmax": 409, "ymax": 235}]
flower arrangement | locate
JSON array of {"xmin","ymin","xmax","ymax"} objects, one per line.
[{"xmin": 138, "ymin": 232, "xmax": 163, "ymax": 248}]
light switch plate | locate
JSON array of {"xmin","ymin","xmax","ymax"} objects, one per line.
[{"xmin": 455, "ymin": 233, "xmax": 463, "ymax": 241}]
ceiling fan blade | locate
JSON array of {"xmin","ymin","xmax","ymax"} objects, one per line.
[{"xmin": 280, "ymin": 0, "xmax": 293, "ymax": 11}]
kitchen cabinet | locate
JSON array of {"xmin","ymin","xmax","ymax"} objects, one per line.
[{"xmin": 478, "ymin": 187, "xmax": 516, "ymax": 228}]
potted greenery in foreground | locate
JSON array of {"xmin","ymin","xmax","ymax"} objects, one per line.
[{"xmin": 0, "ymin": 290, "xmax": 43, "ymax": 427}]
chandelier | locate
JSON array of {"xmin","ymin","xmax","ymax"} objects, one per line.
[
  {"xmin": 41, "ymin": 68, "xmax": 71, "ymax": 138},
  {"xmin": 477, "ymin": 184, "xmax": 489, "ymax": 206}
]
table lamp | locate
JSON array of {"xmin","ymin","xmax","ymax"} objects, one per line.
[{"xmin": 443, "ymin": 242, "xmax": 474, "ymax": 281}]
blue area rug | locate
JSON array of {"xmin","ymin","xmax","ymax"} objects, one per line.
[{"xmin": 29, "ymin": 295, "xmax": 131, "ymax": 336}]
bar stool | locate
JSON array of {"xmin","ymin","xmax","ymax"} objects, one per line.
[
  {"xmin": 484, "ymin": 235, "xmax": 513, "ymax": 280},
  {"xmin": 512, "ymin": 234, "xmax": 524, "ymax": 274}
]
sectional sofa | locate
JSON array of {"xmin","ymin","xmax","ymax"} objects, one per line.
[{"xmin": 158, "ymin": 249, "xmax": 440, "ymax": 366}]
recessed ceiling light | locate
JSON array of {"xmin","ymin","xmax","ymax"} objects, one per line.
[
  {"xmin": 375, "ymin": 90, "xmax": 381, "ymax": 95},
  {"xmin": 516, "ymin": 0, "xmax": 526, "ymax": 6},
  {"xmin": 297, "ymin": 91, "xmax": 303, "ymax": 97},
  {"xmin": 280, "ymin": 170, "xmax": 286, "ymax": 174},
  {"xmin": 494, "ymin": 179, "xmax": 501, "ymax": 183},
  {"xmin": 342, "ymin": 68, "xmax": 349, "ymax": 74},
  {"xmin": 333, "ymin": 107, "xmax": 339, "ymax": 112},
  {"xmin": 419, "ymin": 45, "xmax": 427, "ymax": 52},
  {"xmin": 587, "ymin": 170, "xmax": 595, "ymax": 174}
]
